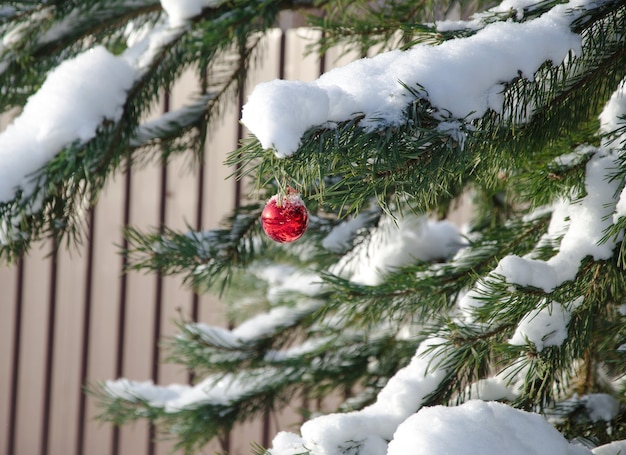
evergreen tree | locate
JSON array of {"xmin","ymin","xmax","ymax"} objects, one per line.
[{"xmin": 1, "ymin": 0, "xmax": 626, "ymax": 454}]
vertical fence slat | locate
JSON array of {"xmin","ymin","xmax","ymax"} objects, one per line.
[
  {"xmin": 76, "ymin": 208, "xmax": 97, "ymax": 455},
  {"xmin": 12, "ymin": 243, "xmax": 53, "ymax": 455},
  {"xmin": 47, "ymin": 239, "xmax": 89, "ymax": 454},
  {"xmin": 284, "ymin": 28, "xmax": 323, "ymax": 82},
  {"xmin": 159, "ymin": 70, "xmax": 200, "ymax": 379},
  {"xmin": 117, "ymin": 160, "xmax": 160, "ymax": 455},
  {"xmin": 152, "ymin": 72, "xmax": 199, "ymax": 455},
  {"xmin": 0, "ymin": 263, "xmax": 18, "ymax": 455},
  {"xmin": 40, "ymin": 248, "xmax": 58, "ymax": 455},
  {"xmin": 146, "ymin": 92, "xmax": 172, "ymax": 455},
  {"xmin": 82, "ymin": 172, "xmax": 126, "ymax": 455}
]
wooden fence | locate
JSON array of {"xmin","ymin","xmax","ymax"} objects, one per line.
[{"xmin": 0, "ymin": 27, "xmax": 360, "ymax": 455}]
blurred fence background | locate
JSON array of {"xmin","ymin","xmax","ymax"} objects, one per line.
[{"xmin": 0, "ymin": 24, "xmax": 361, "ymax": 455}]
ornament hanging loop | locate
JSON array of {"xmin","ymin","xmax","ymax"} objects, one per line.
[{"xmin": 275, "ymin": 174, "xmax": 301, "ymax": 207}]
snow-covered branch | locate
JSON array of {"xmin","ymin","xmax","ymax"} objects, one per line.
[{"xmin": 242, "ymin": 0, "xmax": 594, "ymax": 158}]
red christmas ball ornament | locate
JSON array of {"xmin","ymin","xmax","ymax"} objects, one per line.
[{"xmin": 261, "ymin": 190, "xmax": 309, "ymax": 243}]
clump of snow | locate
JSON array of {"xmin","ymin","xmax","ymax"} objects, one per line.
[
  {"xmin": 242, "ymin": 1, "xmax": 582, "ymax": 157},
  {"xmin": 553, "ymin": 145, "xmax": 595, "ymax": 168},
  {"xmin": 122, "ymin": 23, "xmax": 183, "ymax": 72},
  {"xmin": 387, "ymin": 400, "xmax": 591, "ymax": 455},
  {"xmin": 264, "ymin": 337, "xmax": 333, "ymax": 362},
  {"xmin": 0, "ymin": 46, "xmax": 136, "ymax": 203},
  {"xmin": 1, "ymin": 9, "xmax": 48, "ymax": 51},
  {"xmin": 467, "ymin": 377, "xmax": 519, "ymax": 401},
  {"xmin": 160, "ymin": 0, "xmax": 223, "ymax": 27},
  {"xmin": 509, "ymin": 299, "xmax": 571, "ymax": 352},
  {"xmin": 436, "ymin": 0, "xmax": 552, "ymax": 31},
  {"xmin": 183, "ymin": 274, "xmax": 323, "ymax": 348},
  {"xmin": 131, "ymin": 94, "xmax": 214, "ymax": 147},
  {"xmin": 254, "ymin": 265, "xmax": 323, "ymax": 303},
  {"xmin": 583, "ymin": 394, "xmax": 620, "ymax": 423},
  {"xmin": 106, "ymin": 368, "xmax": 289, "ymax": 412},
  {"xmin": 330, "ymin": 214, "xmax": 464, "ymax": 286},
  {"xmin": 592, "ymin": 441, "xmax": 626, "ymax": 455},
  {"xmin": 232, "ymin": 298, "xmax": 323, "ymax": 341},
  {"xmin": 241, "ymin": 80, "xmax": 330, "ymax": 158},
  {"xmin": 322, "ymin": 212, "xmax": 377, "ymax": 253},
  {"xmin": 599, "ymin": 80, "xmax": 626, "ymax": 139}
]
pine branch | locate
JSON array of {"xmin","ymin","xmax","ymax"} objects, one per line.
[
  {"xmin": 319, "ymin": 209, "xmax": 552, "ymax": 328},
  {"xmin": 123, "ymin": 202, "xmax": 264, "ymax": 292},
  {"xmin": 95, "ymin": 326, "xmax": 406, "ymax": 453},
  {"xmin": 236, "ymin": 0, "xmax": 626, "ymax": 218}
]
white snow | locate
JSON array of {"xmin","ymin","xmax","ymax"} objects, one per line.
[
  {"xmin": 602, "ymin": 81, "xmax": 626, "ymax": 219},
  {"xmin": 509, "ymin": 299, "xmax": 571, "ymax": 352},
  {"xmin": 387, "ymin": 400, "xmax": 591, "ymax": 455},
  {"xmin": 583, "ymin": 393, "xmax": 620, "ymax": 423},
  {"xmin": 106, "ymin": 368, "xmax": 287, "ymax": 412},
  {"xmin": 160, "ymin": 0, "xmax": 223, "ymax": 27},
  {"xmin": 1, "ymin": 9, "xmax": 47, "ymax": 50},
  {"xmin": 456, "ymin": 77, "xmax": 626, "ymax": 358},
  {"xmin": 0, "ymin": 9, "xmax": 195, "ymax": 212},
  {"xmin": 130, "ymin": 94, "xmax": 214, "ymax": 147},
  {"xmin": 241, "ymin": 1, "xmax": 583, "ymax": 157},
  {"xmin": 436, "ymin": 0, "xmax": 553, "ymax": 31},
  {"xmin": 183, "ymin": 278, "xmax": 323, "ymax": 348},
  {"xmin": 122, "ymin": 23, "xmax": 184, "ymax": 72},
  {"xmin": 467, "ymin": 377, "xmax": 519, "ymax": 401},
  {"xmin": 322, "ymin": 211, "xmax": 376, "ymax": 253},
  {"xmin": 330, "ymin": 214, "xmax": 464, "ymax": 286},
  {"xmin": 495, "ymin": 151, "xmax": 622, "ymax": 291},
  {"xmin": 232, "ymin": 297, "xmax": 322, "ymax": 340},
  {"xmin": 270, "ymin": 336, "xmax": 450, "ymax": 455},
  {"xmin": 0, "ymin": 46, "xmax": 136, "ymax": 203},
  {"xmin": 264, "ymin": 337, "xmax": 333, "ymax": 362},
  {"xmin": 593, "ymin": 441, "xmax": 626, "ymax": 455},
  {"xmin": 253, "ymin": 265, "xmax": 324, "ymax": 303}
]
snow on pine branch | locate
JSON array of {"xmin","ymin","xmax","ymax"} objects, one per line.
[
  {"xmin": 241, "ymin": 0, "xmax": 588, "ymax": 158},
  {"xmin": 456, "ymin": 79, "xmax": 626, "ymax": 354},
  {"xmin": 105, "ymin": 366, "xmax": 295, "ymax": 412},
  {"xmin": 386, "ymin": 400, "xmax": 592, "ymax": 455},
  {"xmin": 0, "ymin": 3, "xmax": 193, "ymax": 208},
  {"xmin": 160, "ymin": 0, "xmax": 224, "ymax": 26},
  {"xmin": 492, "ymin": 82, "xmax": 626, "ymax": 294},
  {"xmin": 182, "ymin": 269, "xmax": 324, "ymax": 349},
  {"xmin": 329, "ymin": 214, "xmax": 465, "ymax": 286},
  {"xmin": 129, "ymin": 93, "xmax": 215, "ymax": 148},
  {"xmin": 0, "ymin": 46, "xmax": 135, "ymax": 204},
  {"xmin": 268, "ymin": 336, "xmax": 450, "ymax": 455}
]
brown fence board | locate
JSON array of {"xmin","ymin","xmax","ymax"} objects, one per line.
[
  {"xmin": 47, "ymin": 246, "xmax": 89, "ymax": 455},
  {"xmin": 81, "ymin": 176, "xmax": 126, "ymax": 455},
  {"xmin": 0, "ymin": 263, "xmax": 18, "ymax": 454},
  {"xmin": 284, "ymin": 28, "xmax": 322, "ymax": 81},
  {"xmin": 12, "ymin": 244, "xmax": 52, "ymax": 455}
]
